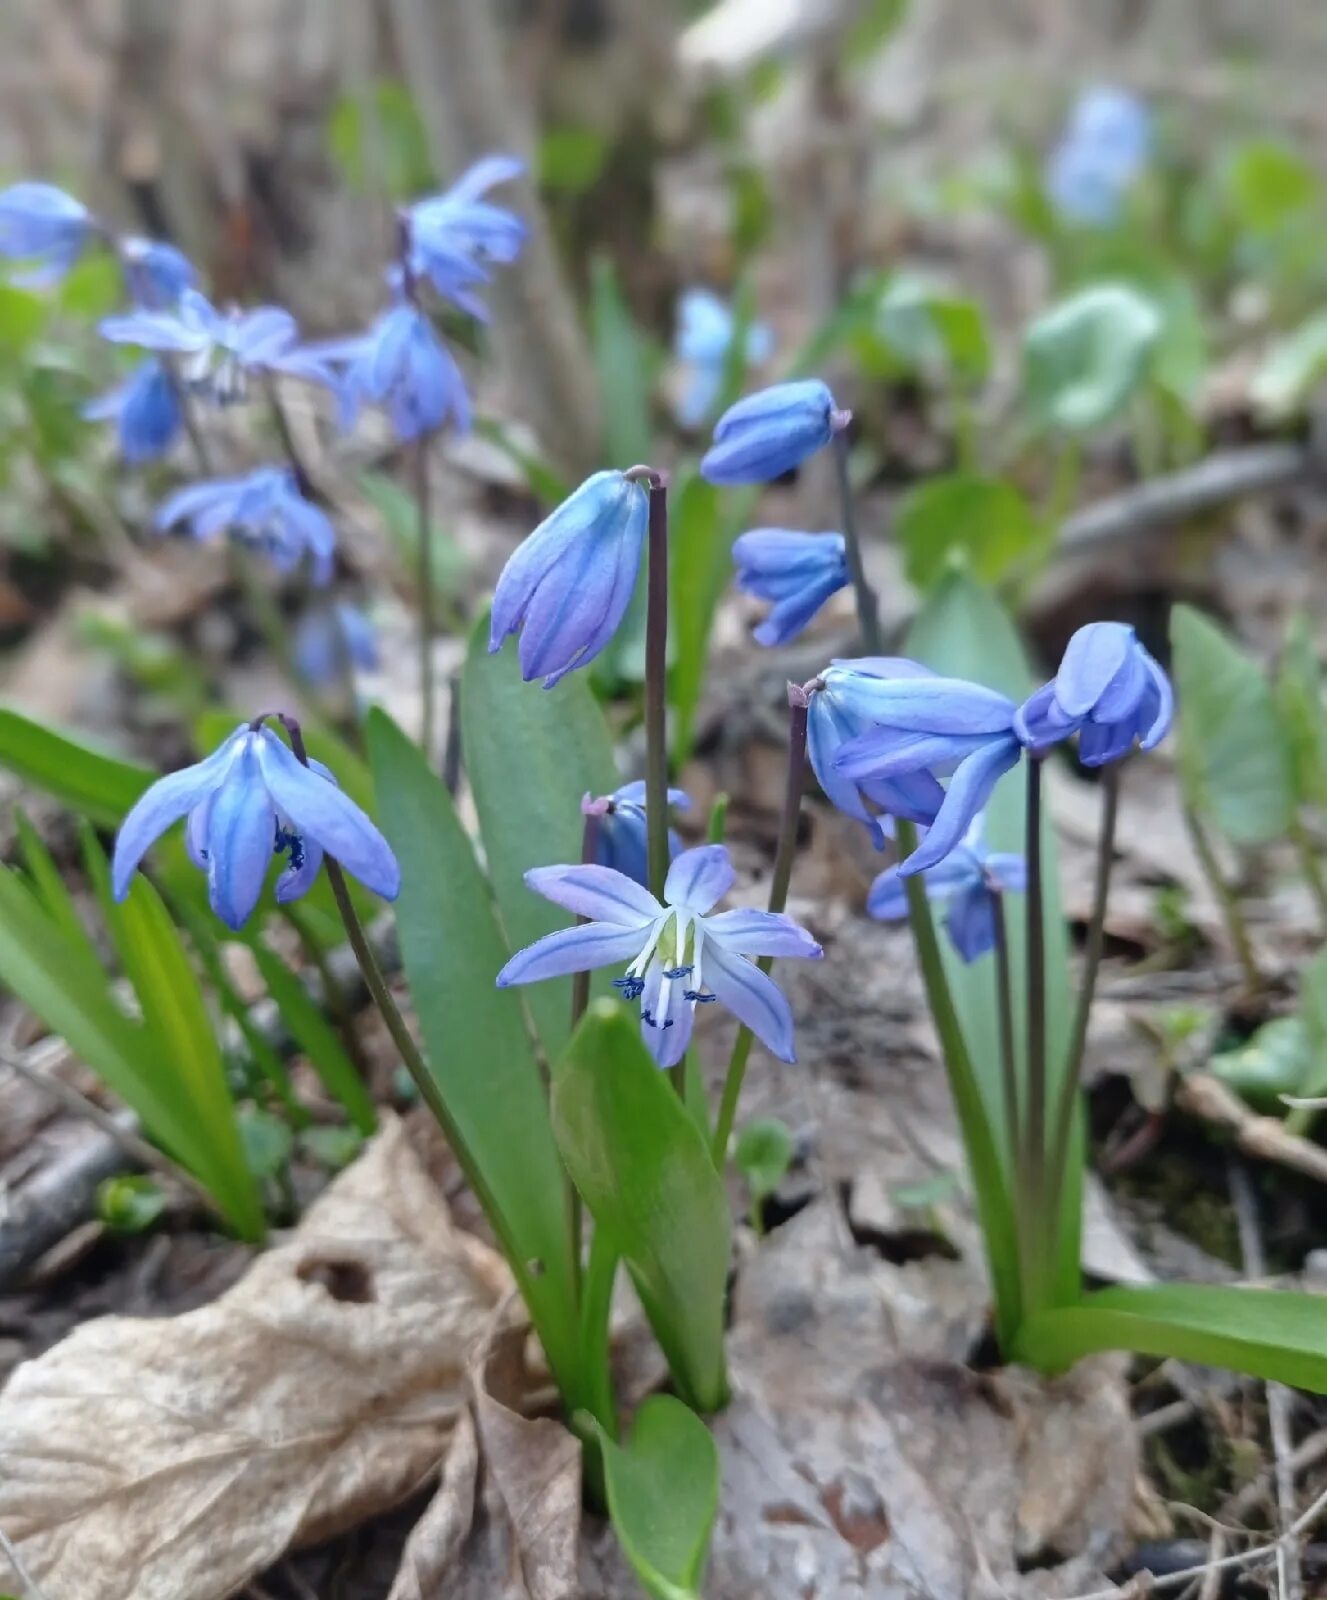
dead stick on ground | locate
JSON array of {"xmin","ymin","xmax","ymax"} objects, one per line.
[{"xmin": 1175, "ymin": 1072, "xmax": 1327, "ymax": 1186}]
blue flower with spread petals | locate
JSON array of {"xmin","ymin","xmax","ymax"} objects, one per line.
[
  {"xmin": 333, "ymin": 304, "xmax": 471, "ymax": 442},
  {"xmin": 1047, "ymin": 87, "xmax": 1151, "ymax": 227},
  {"xmin": 112, "ymin": 722, "xmax": 400, "ymax": 930},
  {"xmin": 828, "ymin": 664, "xmax": 1023, "ymax": 875},
  {"xmin": 155, "ymin": 466, "xmax": 336, "ymax": 583},
  {"xmin": 701, "ymin": 379, "xmax": 849, "ymax": 485},
  {"xmin": 404, "ymin": 154, "xmax": 526, "ymax": 317},
  {"xmin": 489, "ymin": 470, "xmax": 648, "ymax": 688},
  {"xmin": 496, "ymin": 843, "xmax": 821, "ymax": 1068},
  {"xmin": 0, "ymin": 182, "xmax": 94, "ymax": 285},
  {"xmin": 120, "ymin": 237, "xmax": 196, "ymax": 310},
  {"xmin": 673, "ymin": 289, "xmax": 773, "ymax": 428},
  {"xmin": 100, "ymin": 289, "xmax": 331, "ymax": 404},
  {"xmin": 868, "ymin": 816, "xmax": 1026, "ymax": 963},
  {"xmin": 733, "ymin": 528, "xmax": 848, "ymax": 646},
  {"xmin": 1015, "ymin": 621, "xmax": 1172, "ymax": 766},
  {"xmin": 83, "ymin": 358, "xmax": 182, "ymax": 463},
  {"xmin": 294, "ymin": 602, "xmax": 379, "ymax": 688},
  {"xmin": 583, "ymin": 780, "xmax": 691, "ymax": 889},
  {"xmin": 807, "ymin": 660, "xmax": 949, "ymax": 850}
]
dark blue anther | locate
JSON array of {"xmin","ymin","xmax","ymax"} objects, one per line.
[
  {"xmin": 613, "ymin": 975, "xmax": 645, "ymax": 1001},
  {"xmin": 663, "ymin": 964, "xmax": 694, "ymax": 980}
]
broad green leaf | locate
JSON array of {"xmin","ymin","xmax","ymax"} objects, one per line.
[
  {"xmin": 895, "ymin": 473, "xmax": 1037, "ymax": 592},
  {"xmin": 877, "ymin": 273, "xmax": 990, "ymax": 387},
  {"xmin": 1171, "ymin": 604, "xmax": 1293, "ymax": 847},
  {"xmin": 238, "ymin": 1105, "xmax": 295, "ymax": 1181},
  {"xmin": 85, "ymin": 832, "xmax": 264, "ymax": 1239},
  {"xmin": 1287, "ymin": 947, "xmax": 1327, "ymax": 1134},
  {"xmin": 0, "ymin": 707, "xmax": 151, "ymax": 825},
  {"xmin": 1014, "ymin": 1282, "xmax": 1327, "ymax": 1393},
  {"xmin": 367, "ymin": 709, "xmax": 582, "ymax": 1398},
  {"xmin": 596, "ymin": 1395, "xmax": 720, "ymax": 1600},
  {"xmin": 539, "ymin": 125, "xmax": 611, "ymax": 194},
  {"xmin": 461, "ymin": 619, "xmax": 617, "ymax": 1060},
  {"xmin": 590, "ymin": 254, "xmax": 654, "ymax": 469},
  {"xmin": 907, "ymin": 575, "xmax": 1076, "ymax": 1296},
  {"xmin": 1275, "ymin": 612, "xmax": 1327, "ymax": 809},
  {"xmin": 0, "ymin": 285, "xmax": 45, "ymax": 352},
  {"xmin": 1022, "ymin": 283, "xmax": 1161, "ymax": 433},
  {"xmin": 1250, "ymin": 310, "xmax": 1327, "ymax": 418},
  {"xmin": 734, "ymin": 1117, "xmax": 794, "ymax": 1205},
  {"xmin": 553, "ymin": 1002, "xmax": 730, "ymax": 1413},
  {"xmin": 326, "ymin": 78, "xmax": 433, "ymax": 198},
  {"xmin": 250, "ymin": 941, "xmax": 376, "ymax": 1134},
  {"xmin": 1209, "ymin": 1015, "xmax": 1311, "ymax": 1111},
  {"xmin": 1222, "ymin": 139, "xmax": 1319, "ymax": 236},
  {"xmin": 58, "ymin": 254, "xmax": 122, "ymax": 320}
]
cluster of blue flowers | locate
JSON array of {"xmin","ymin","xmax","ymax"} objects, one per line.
[{"xmin": 1046, "ymin": 86, "xmax": 1152, "ymax": 227}]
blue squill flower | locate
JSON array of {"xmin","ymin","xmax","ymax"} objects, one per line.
[
  {"xmin": 1015, "ymin": 621, "xmax": 1172, "ymax": 766},
  {"xmin": 112, "ymin": 722, "xmax": 399, "ymax": 930},
  {"xmin": 496, "ymin": 843, "xmax": 821, "ymax": 1068},
  {"xmin": 155, "ymin": 466, "xmax": 336, "ymax": 583},
  {"xmin": 583, "ymin": 780, "xmax": 691, "ymax": 888},
  {"xmin": 99, "ymin": 289, "xmax": 330, "ymax": 404},
  {"xmin": 701, "ymin": 379, "xmax": 849, "ymax": 485},
  {"xmin": 673, "ymin": 288, "xmax": 773, "ymax": 428},
  {"xmin": 334, "ymin": 304, "xmax": 470, "ymax": 441},
  {"xmin": 806, "ymin": 660, "xmax": 948, "ymax": 850},
  {"xmin": 733, "ymin": 528, "xmax": 848, "ymax": 646},
  {"xmin": 1047, "ymin": 87, "xmax": 1151, "ymax": 226},
  {"xmin": 119, "ymin": 237, "xmax": 196, "ymax": 309},
  {"xmin": 867, "ymin": 816, "xmax": 1026, "ymax": 962},
  {"xmin": 405, "ymin": 154, "xmax": 526, "ymax": 312},
  {"xmin": 489, "ymin": 470, "xmax": 648, "ymax": 688},
  {"xmin": 0, "ymin": 182, "xmax": 94, "ymax": 285},
  {"xmin": 294, "ymin": 602, "xmax": 379, "ymax": 687},
  {"xmin": 829, "ymin": 666, "xmax": 1022, "ymax": 875},
  {"xmin": 83, "ymin": 358, "xmax": 182, "ymax": 463}
]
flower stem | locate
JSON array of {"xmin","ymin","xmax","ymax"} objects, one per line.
[
  {"xmin": 413, "ymin": 435, "xmax": 436, "ymax": 756},
  {"xmin": 1023, "ymin": 757, "xmax": 1049, "ymax": 1307},
  {"xmin": 642, "ymin": 475, "xmax": 671, "ymax": 900},
  {"xmin": 710, "ymin": 683, "xmax": 810, "ymax": 1166},
  {"xmin": 832, "ymin": 430, "xmax": 882, "ymax": 656},
  {"xmin": 567, "ymin": 808, "xmax": 603, "ymax": 1295},
  {"xmin": 991, "ymin": 892, "xmax": 1021, "ymax": 1181},
  {"xmin": 264, "ymin": 375, "xmax": 316, "ymax": 499},
  {"xmin": 1183, "ymin": 800, "xmax": 1262, "ymax": 995}
]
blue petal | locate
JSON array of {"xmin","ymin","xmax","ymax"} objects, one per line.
[
  {"xmin": 1077, "ymin": 718, "xmax": 1137, "ymax": 767},
  {"xmin": 702, "ymin": 940, "xmax": 797, "ymax": 1062},
  {"xmin": 204, "ymin": 741, "xmax": 278, "ymax": 930},
  {"xmin": 496, "ymin": 921, "xmax": 647, "ymax": 985},
  {"xmin": 111, "ymin": 728, "xmax": 246, "ymax": 899},
  {"xmin": 253, "ymin": 730, "xmax": 400, "ymax": 900},
  {"xmin": 1014, "ymin": 682, "xmax": 1078, "ymax": 751},
  {"xmin": 665, "ymin": 845, "xmax": 735, "ymax": 913},
  {"xmin": 233, "ymin": 306, "xmax": 298, "ymax": 363},
  {"xmin": 523, "ymin": 862, "xmax": 661, "ymax": 925},
  {"xmin": 1055, "ymin": 623, "xmax": 1135, "ymax": 718},
  {"xmin": 984, "ymin": 853, "xmax": 1027, "ymax": 894},
  {"xmin": 866, "ymin": 866, "xmax": 909, "ymax": 922},
  {"xmin": 703, "ymin": 908, "xmax": 822, "ymax": 959},
  {"xmin": 1091, "ymin": 645, "xmax": 1148, "ymax": 724},
  {"xmin": 900, "ymin": 736, "xmax": 1022, "ymax": 876},
  {"xmin": 828, "ymin": 676, "xmax": 1017, "ymax": 735},
  {"xmin": 445, "ymin": 152, "xmax": 526, "ymax": 205},
  {"xmin": 275, "ymin": 832, "xmax": 325, "ymax": 904},
  {"xmin": 701, "ymin": 380, "xmax": 837, "ymax": 485},
  {"xmin": 639, "ymin": 955, "xmax": 696, "ymax": 1069},
  {"xmin": 945, "ymin": 885, "xmax": 997, "ymax": 963},
  {"xmin": 806, "ymin": 692, "xmax": 887, "ymax": 847},
  {"xmin": 1138, "ymin": 649, "xmax": 1174, "ymax": 750},
  {"xmin": 834, "ymin": 728, "xmax": 992, "ymax": 782}
]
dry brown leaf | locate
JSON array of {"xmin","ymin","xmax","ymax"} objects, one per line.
[{"xmin": 0, "ymin": 1116, "xmax": 511, "ymax": 1600}]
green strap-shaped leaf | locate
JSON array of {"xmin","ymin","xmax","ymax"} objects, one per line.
[
  {"xmin": 906, "ymin": 574, "xmax": 1077, "ymax": 1296},
  {"xmin": 14, "ymin": 810, "xmax": 102, "ymax": 966},
  {"xmin": 596, "ymin": 1395, "xmax": 720, "ymax": 1600},
  {"xmin": 461, "ymin": 618, "xmax": 618, "ymax": 1060},
  {"xmin": 1172, "ymin": 603, "xmax": 1293, "ymax": 847},
  {"xmin": 0, "ymin": 707, "xmax": 151, "ymax": 826},
  {"xmin": 366, "ymin": 709, "xmax": 581, "ymax": 1396},
  {"xmin": 553, "ymin": 1001, "xmax": 730, "ymax": 1413},
  {"xmin": 1014, "ymin": 1283, "xmax": 1327, "ymax": 1394}
]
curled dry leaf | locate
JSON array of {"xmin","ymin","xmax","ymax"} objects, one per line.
[{"xmin": 0, "ymin": 1116, "xmax": 512, "ymax": 1600}]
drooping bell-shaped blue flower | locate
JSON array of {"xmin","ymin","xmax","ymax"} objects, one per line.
[
  {"xmin": 496, "ymin": 843, "xmax": 821, "ymax": 1068},
  {"xmin": 489, "ymin": 470, "xmax": 649, "ymax": 688},
  {"xmin": 673, "ymin": 288, "xmax": 773, "ymax": 428},
  {"xmin": 119, "ymin": 237, "xmax": 196, "ymax": 310},
  {"xmin": 0, "ymin": 182, "xmax": 94, "ymax": 285},
  {"xmin": 828, "ymin": 663, "xmax": 1023, "ymax": 874},
  {"xmin": 1046, "ymin": 86, "xmax": 1151, "ymax": 227},
  {"xmin": 701, "ymin": 379, "xmax": 849, "ymax": 486},
  {"xmin": 112, "ymin": 722, "xmax": 399, "ymax": 930},
  {"xmin": 332, "ymin": 303, "xmax": 471, "ymax": 442},
  {"xmin": 583, "ymin": 780, "xmax": 691, "ymax": 889},
  {"xmin": 733, "ymin": 528, "xmax": 848, "ymax": 646},
  {"xmin": 806, "ymin": 660, "xmax": 948, "ymax": 850},
  {"xmin": 1015, "ymin": 621, "xmax": 1172, "ymax": 766},
  {"xmin": 867, "ymin": 815, "xmax": 1026, "ymax": 963},
  {"xmin": 83, "ymin": 358, "xmax": 182, "ymax": 463},
  {"xmin": 294, "ymin": 602, "xmax": 379, "ymax": 688},
  {"xmin": 155, "ymin": 466, "xmax": 336, "ymax": 583},
  {"xmin": 404, "ymin": 154, "xmax": 526, "ymax": 317}
]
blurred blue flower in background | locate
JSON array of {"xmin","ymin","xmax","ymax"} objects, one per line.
[
  {"xmin": 83, "ymin": 358, "xmax": 182, "ymax": 463},
  {"xmin": 490, "ymin": 470, "xmax": 648, "ymax": 687},
  {"xmin": 112, "ymin": 722, "xmax": 399, "ymax": 930},
  {"xmin": 404, "ymin": 154, "xmax": 526, "ymax": 318},
  {"xmin": 673, "ymin": 288, "xmax": 773, "ymax": 428},
  {"xmin": 1046, "ymin": 86, "xmax": 1152, "ymax": 226},
  {"xmin": 583, "ymin": 780, "xmax": 691, "ymax": 889},
  {"xmin": 701, "ymin": 379, "xmax": 848, "ymax": 485},
  {"xmin": 732, "ymin": 528, "xmax": 847, "ymax": 646},
  {"xmin": 294, "ymin": 602, "xmax": 379, "ymax": 688},
  {"xmin": 155, "ymin": 466, "xmax": 336, "ymax": 582},
  {"xmin": 333, "ymin": 303, "xmax": 471, "ymax": 441},
  {"xmin": 867, "ymin": 815, "xmax": 1026, "ymax": 963},
  {"xmin": 119, "ymin": 237, "xmax": 196, "ymax": 310},
  {"xmin": 0, "ymin": 182, "xmax": 94, "ymax": 285}
]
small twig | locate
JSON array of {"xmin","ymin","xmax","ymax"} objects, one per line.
[
  {"xmin": 1176, "ymin": 1073, "xmax": 1327, "ymax": 1187},
  {"xmin": 1223, "ymin": 1428, "xmax": 1327, "ymax": 1526},
  {"xmin": 0, "ymin": 1520, "xmax": 51, "ymax": 1600}
]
